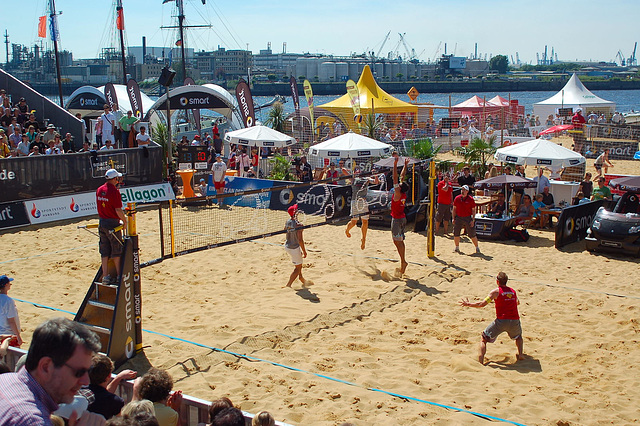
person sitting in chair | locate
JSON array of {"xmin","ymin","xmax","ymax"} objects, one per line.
[
  {"xmin": 487, "ymin": 192, "xmax": 506, "ymax": 218},
  {"xmin": 514, "ymin": 194, "xmax": 534, "ymax": 226}
]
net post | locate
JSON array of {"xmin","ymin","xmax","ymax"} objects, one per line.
[
  {"xmin": 169, "ymin": 199, "xmax": 175, "ymax": 258},
  {"xmin": 427, "ymin": 160, "xmax": 436, "ymax": 258}
]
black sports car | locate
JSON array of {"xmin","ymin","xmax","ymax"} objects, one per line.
[{"xmin": 585, "ymin": 192, "xmax": 640, "ymax": 256}]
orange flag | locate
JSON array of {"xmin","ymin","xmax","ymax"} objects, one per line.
[
  {"xmin": 38, "ymin": 16, "xmax": 47, "ymax": 38},
  {"xmin": 116, "ymin": 8, "xmax": 125, "ymax": 31}
]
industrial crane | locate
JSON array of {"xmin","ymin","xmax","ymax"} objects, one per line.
[
  {"xmin": 629, "ymin": 42, "xmax": 637, "ymax": 66},
  {"xmin": 375, "ymin": 31, "xmax": 391, "ymax": 59},
  {"xmin": 616, "ymin": 50, "xmax": 626, "ymax": 66}
]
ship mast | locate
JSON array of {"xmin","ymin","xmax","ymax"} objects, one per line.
[
  {"xmin": 116, "ymin": 0, "xmax": 127, "ymax": 84},
  {"xmin": 161, "ymin": 0, "xmax": 211, "ymax": 83},
  {"xmin": 48, "ymin": 0, "xmax": 64, "ymax": 108},
  {"xmin": 177, "ymin": 0, "xmax": 186, "ymax": 80}
]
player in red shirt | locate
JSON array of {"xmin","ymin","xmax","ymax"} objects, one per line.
[
  {"xmin": 96, "ymin": 168, "xmax": 127, "ymax": 285},
  {"xmin": 435, "ymin": 175, "xmax": 453, "ymax": 233},
  {"xmin": 459, "ymin": 271, "xmax": 524, "ymax": 364},
  {"xmin": 391, "ymin": 155, "xmax": 409, "ymax": 275},
  {"xmin": 452, "ymin": 184, "xmax": 480, "ymax": 254}
]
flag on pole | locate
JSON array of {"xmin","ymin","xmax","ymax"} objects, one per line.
[
  {"xmin": 346, "ymin": 79, "xmax": 361, "ymax": 129},
  {"xmin": 116, "ymin": 7, "xmax": 125, "ymax": 31},
  {"xmin": 38, "ymin": 16, "xmax": 47, "ymax": 38},
  {"xmin": 49, "ymin": 14, "xmax": 59, "ymax": 42},
  {"xmin": 175, "ymin": 40, "xmax": 182, "ymax": 46},
  {"xmin": 303, "ymin": 80, "xmax": 315, "ymax": 141}
]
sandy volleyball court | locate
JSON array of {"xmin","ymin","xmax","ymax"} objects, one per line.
[{"xmin": 2, "ymin": 150, "xmax": 639, "ymax": 425}]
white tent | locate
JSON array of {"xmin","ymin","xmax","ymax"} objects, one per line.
[
  {"xmin": 224, "ymin": 125, "xmax": 296, "ymax": 147},
  {"xmin": 533, "ymin": 73, "xmax": 615, "ymax": 119},
  {"xmin": 494, "ymin": 138, "xmax": 586, "ymax": 169},
  {"xmin": 308, "ymin": 132, "xmax": 393, "ymax": 158},
  {"xmin": 66, "ymin": 84, "xmax": 156, "ymax": 119}
]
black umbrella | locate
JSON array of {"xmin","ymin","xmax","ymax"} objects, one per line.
[
  {"xmin": 608, "ymin": 176, "xmax": 640, "ymax": 193},
  {"xmin": 474, "ymin": 175, "xmax": 538, "ymax": 190},
  {"xmin": 474, "ymin": 175, "xmax": 537, "ymax": 217}
]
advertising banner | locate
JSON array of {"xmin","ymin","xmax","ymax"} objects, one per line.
[
  {"xmin": 289, "ymin": 76, "xmax": 300, "ymax": 111},
  {"xmin": 554, "ymin": 200, "xmax": 604, "ymax": 249},
  {"xmin": 303, "ymin": 79, "xmax": 315, "ymax": 140},
  {"xmin": 270, "ymin": 181, "xmax": 335, "ymax": 217},
  {"xmin": 106, "ymin": 238, "xmax": 139, "ymax": 368},
  {"xmin": 345, "ymin": 79, "xmax": 361, "ymax": 126},
  {"xmin": 126, "ymin": 79, "xmax": 144, "ymax": 119},
  {"xmin": 104, "ymin": 83, "xmax": 119, "ymax": 111},
  {"xmin": 26, "ymin": 183, "xmax": 174, "ymax": 225},
  {"xmin": 235, "ymin": 79, "xmax": 256, "ymax": 128},
  {"xmin": 219, "ymin": 176, "xmax": 274, "ymax": 207},
  {"xmin": 0, "ymin": 201, "xmax": 30, "ymax": 230},
  {"xmin": 584, "ymin": 139, "xmax": 639, "ymax": 161}
]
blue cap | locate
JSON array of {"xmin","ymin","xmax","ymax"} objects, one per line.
[{"xmin": 0, "ymin": 275, "xmax": 14, "ymax": 288}]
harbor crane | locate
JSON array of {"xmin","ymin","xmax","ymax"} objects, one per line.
[
  {"xmin": 616, "ymin": 50, "xmax": 625, "ymax": 66},
  {"xmin": 630, "ymin": 42, "xmax": 637, "ymax": 66},
  {"xmin": 375, "ymin": 31, "xmax": 391, "ymax": 59}
]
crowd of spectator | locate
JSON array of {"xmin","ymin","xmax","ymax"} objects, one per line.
[
  {"xmin": 0, "ymin": 88, "xmax": 157, "ymax": 159},
  {"xmin": 0, "ymin": 317, "xmax": 285, "ymax": 426}
]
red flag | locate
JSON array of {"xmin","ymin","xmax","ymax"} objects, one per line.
[
  {"xmin": 116, "ymin": 8, "xmax": 125, "ymax": 31},
  {"xmin": 38, "ymin": 16, "xmax": 47, "ymax": 38},
  {"xmin": 175, "ymin": 39, "xmax": 182, "ymax": 46}
]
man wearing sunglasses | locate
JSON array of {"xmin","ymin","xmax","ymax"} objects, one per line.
[{"xmin": 0, "ymin": 317, "xmax": 104, "ymax": 424}]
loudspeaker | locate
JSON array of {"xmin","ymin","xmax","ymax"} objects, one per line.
[{"xmin": 158, "ymin": 67, "xmax": 176, "ymax": 87}]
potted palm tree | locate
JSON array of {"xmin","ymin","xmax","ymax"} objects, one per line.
[{"xmin": 264, "ymin": 102, "xmax": 286, "ymax": 132}]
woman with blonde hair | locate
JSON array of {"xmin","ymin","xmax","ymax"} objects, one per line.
[{"xmin": 252, "ymin": 411, "xmax": 275, "ymax": 426}]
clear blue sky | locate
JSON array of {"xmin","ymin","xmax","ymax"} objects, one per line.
[{"xmin": 4, "ymin": 0, "xmax": 640, "ymax": 65}]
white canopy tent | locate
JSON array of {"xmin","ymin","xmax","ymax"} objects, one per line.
[
  {"xmin": 494, "ymin": 138, "xmax": 586, "ymax": 169},
  {"xmin": 308, "ymin": 132, "xmax": 393, "ymax": 158},
  {"xmin": 66, "ymin": 84, "xmax": 156, "ymax": 119},
  {"xmin": 224, "ymin": 125, "xmax": 296, "ymax": 147},
  {"xmin": 224, "ymin": 125, "xmax": 295, "ymax": 177},
  {"xmin": 533, "ymin": 73, "xmax": 615, "ymax": 119}
]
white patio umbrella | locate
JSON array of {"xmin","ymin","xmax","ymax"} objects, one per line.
[
  {"xmin": 224, "ymin": 125, "xmax": 296, "ymax": 147},
  {"xmin": 494, "ymin": 138, "xmax": 586, "ymax": 169},
  {"xmin": 224, "ymin": 125, "xmax": 296, "ymax": 176},
  {"xmin": 308, "ymin": 131, "xmax": 393, "ymax": 158}
]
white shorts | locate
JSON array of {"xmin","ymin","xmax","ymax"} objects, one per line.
[{"xmin": 285, "ymin": 246, "xmax": 303, "ymax": 265}]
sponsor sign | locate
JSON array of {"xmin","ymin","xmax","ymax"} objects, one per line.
[
  {"xmin": 90, "ymin": 152, "xmax": 127, "ymax": 178},
  {"xmin": 220, "ymin": 176, "xmax": 274, "ymax": 207},
  {"xmin": 0, "ymin": 201, "xmax": 30, "ymax": 230},
  {"xmin": 585, "ymin": 140, "xmax": 639, "ymax": 161},
  {"xmin": 67, "ymin": 93, "xmax": 103, "ymax": 110},
  {"xmin": 357, "ymin": 150, "xmax": 372, "ymax": 157},
  {"xmin": 235, "ymin": 80, "xmax": 256, "ymax": 128},
  {"xmin": 327, "ymin": 185, "xmax": 351, "ymax": 219},
  {"xmin": 505, "ymin": 156, "xmax": 518, "ymax": 163},
  {"xmin": 289, "ymin": 76, "xmax": 300, "ymax": 111},
  {"xmin": 475, "ymin": 220, "xmax": 494, "ymax": 236},
  {"xmin": 104, "ymin": 83, "xmax": 119, "ymax": 111},
  {"xmin": 27, "ymin": 183, "xmax": 174, "ymax": 225},
  {"xmin": 167, "ymin": 91, "xmax": 228, "ymax": 110},
  {"xmin": 327, "ymin": 151, "xmax": 341, "ymax": 157},
  {"xmin": 536, "ymin": 159, "xmax": 552, "ymax": 166},
  {"xmin": 270, "ymin": 181, "xmax": 333, "ymax": 217},
  {"xmin": 106, "ymin": 238, "xmax": 139, "ymax": 367},
  {"xmin": 554, "ymin": 200, "xmax": 604, "ymax": 249},
  {"xmin": 126, "ymin": 79, "xmax": 144, "ymax": 119}
]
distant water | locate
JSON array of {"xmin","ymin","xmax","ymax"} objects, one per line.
[
  {"xmin": 253, "ymin": 89, "xmax": 640, "ymax": 122},
  {"xmin": 56, "ymin": 89, "xmax": 640, "ymax": 122}
]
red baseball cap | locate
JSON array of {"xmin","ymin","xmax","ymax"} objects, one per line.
[{"xmin": 287, "ymin": 204, "xmax": 298, "ymax": 217}]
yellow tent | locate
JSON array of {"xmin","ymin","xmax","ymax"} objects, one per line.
[{"xmin": 318, "ymin": 65, "xmax": 418, "ymax": 129}]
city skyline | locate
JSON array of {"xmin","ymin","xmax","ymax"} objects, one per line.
[{"xmin": 5, "ymin": 0, "xmax": 639, "ymax": 66}]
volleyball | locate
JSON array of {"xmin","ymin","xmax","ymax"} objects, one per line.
[{"xmin": 353, "ymin": 114, "xmax": 363, "ymax": 124}]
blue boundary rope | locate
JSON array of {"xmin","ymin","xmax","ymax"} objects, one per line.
[{"xmin": 14, "ymin": 298, "xmax": 527, "ymax": 426}]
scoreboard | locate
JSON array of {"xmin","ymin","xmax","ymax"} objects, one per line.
[{"xmin": 177, "ymin": 146, "xmax": 209, "ymax": 170}]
